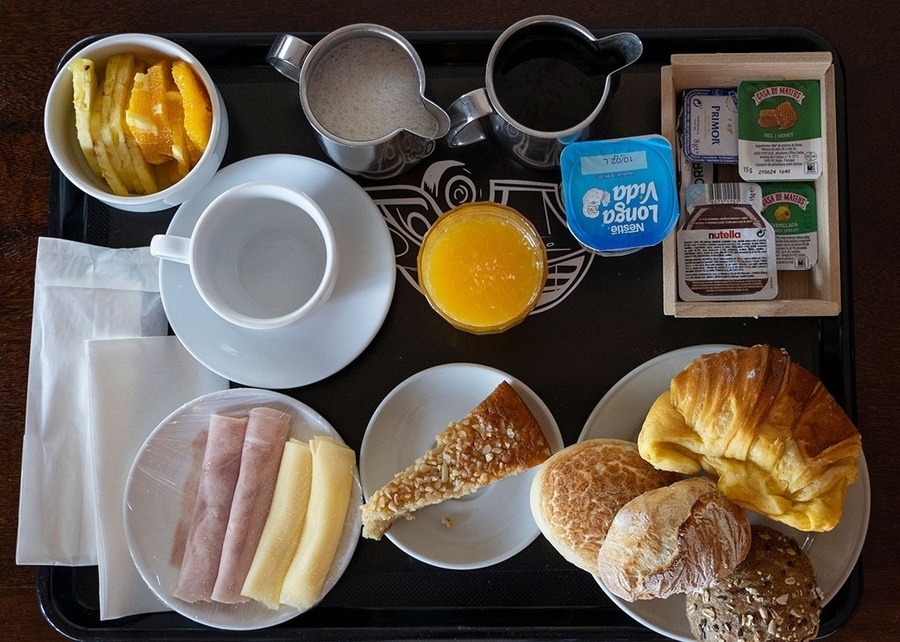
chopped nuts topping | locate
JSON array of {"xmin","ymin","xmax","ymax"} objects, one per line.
[{"xmin": 360, "ymin": 381, "xmax": 551, "ymax": 540}]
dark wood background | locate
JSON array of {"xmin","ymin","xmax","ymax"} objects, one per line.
[{"xmin": 2, "ymin": 1, "xmax": 897, "ymax": 639}]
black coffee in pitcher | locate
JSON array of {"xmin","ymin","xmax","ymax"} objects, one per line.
[{"xmin": 491, "ymin": 23, "xmax": 625, "ymax": 133}]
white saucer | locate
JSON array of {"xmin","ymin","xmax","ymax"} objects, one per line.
[
  {"xmin": 359, "ymin": 363, "xmax": 564, "ymax": 570},
  {"xmin": 124, "ymin": 388, "xmax": 362, "ymax": 630},
  {"xmin": 159, "ymin": 154, "xmax": 396, "ymax": 389},
  {"xmin": 579, "ymin": 344, "xmax": 871, "ymax": 642}
]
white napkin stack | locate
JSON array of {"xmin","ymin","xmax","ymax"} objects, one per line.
[
  {"xmin": 86, "ymin": 336, "xmax": 227, "ymax": 619},
  {"xmin": 17, "ymin": 237, "xmax": 230, "ymax": 621},
  {"xmin": 18, "ymin": 238, "xmax": 167, "ymax": 566}
]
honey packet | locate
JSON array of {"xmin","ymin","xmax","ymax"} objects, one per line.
[{"xmin": 737, "ymin": 79, "xmax": 822, "ymax": 182}]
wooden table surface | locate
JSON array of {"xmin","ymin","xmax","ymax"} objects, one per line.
[{"xmin": 2, "ymin": 1, "xmax": 897, "ymax": 640}]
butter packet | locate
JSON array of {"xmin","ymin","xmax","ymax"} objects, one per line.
[
  {"xmin": 737, "ymin": 79, "xmax": 822, "ymax": 181},
  {"xmin": 683, "ymin": 88, "xmax": 739, "ymax": 164},
  {"xmin": 760, "ymin": 183, "xmax": 818, "ymax": 270}
]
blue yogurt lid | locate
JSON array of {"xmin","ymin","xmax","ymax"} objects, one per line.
[{"xmin": 561, "ymin": 135, "xmax": 679, "ymax": 255}]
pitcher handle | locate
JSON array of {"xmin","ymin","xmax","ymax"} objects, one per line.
[
  {"xmin": 266, "ymin": 33, "xmax": 313, "ymax": 83},
  {"xmin": 446, "ymin": 88, "xmax": 493, "ymax": 147},
  {"xmin": 596, "ymin": 32, "xmax": 644, "ymax": 74}
]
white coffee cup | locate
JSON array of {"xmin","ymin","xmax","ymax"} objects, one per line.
[{"xmin": 151, "ymin": 182, "xmax": 338, "ymax": 330}]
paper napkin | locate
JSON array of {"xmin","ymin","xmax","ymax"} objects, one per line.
[
  {"xmin": 86, "ymin": 335, "xmax": 228, "ymax": 619},
  {"xmin": 17, "ymin": 238, "xmax": 167, "ymax": 565}
]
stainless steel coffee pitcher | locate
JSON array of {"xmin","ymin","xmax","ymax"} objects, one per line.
[
  {"xmin": 446, "ymin": 16, "xmax": 643, "ymax": 169},
  {"xmin": 268, "ymin": 25, "xmax": 451, "ymax": 180}
]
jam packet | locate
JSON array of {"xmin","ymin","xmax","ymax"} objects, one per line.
[
  {"xmin": 738, "ymin": 79, "xmax": 822, "ymax": 181},
  {"xmin": 677, "ymin": 182, "xmax": 778, "ymax": 301},
  {"xmin": 760, "ymin": 182, "xmax": 818, "ymax": 270},
  {"xmin": 560, "ymin": 135, "xmax": 679, "ymax": 256}
]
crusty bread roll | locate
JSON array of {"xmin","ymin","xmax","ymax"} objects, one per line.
[
  {"xmin": 638, "ymin": 345, "xmax": 861, "ymax": 532},
  {"xmin": 530, "ymin": 439, "xmax": 682, "ymax": 575},
  {"xmin": 597, "ymin": 477, "xmax": 750, "ymax": 601},
  {"xmin": 686, "ymin": 526, "xmax": 822, "ymax": 642}
]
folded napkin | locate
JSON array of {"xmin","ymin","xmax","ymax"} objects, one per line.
[
  {"xmin": 18, "ymin": 238, "xmax": 167, "ymax": 566},
  {"xmin": 87, "ymin": 336, "xmax": 228, "ymax": 619}
]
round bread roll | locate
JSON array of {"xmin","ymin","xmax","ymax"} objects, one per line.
[
  {"xmin": 529, "ymin": 439, "xmax": 682, "ymax": 575},
  {"xmin": 597, "ymin": 477, "xmax": 750, "ymax": 601},
  {"xmin": 686, "ymin": 526, "xmax": 822, "ymax": 642}
]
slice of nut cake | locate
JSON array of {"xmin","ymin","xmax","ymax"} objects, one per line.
[{"xmin": 361, "ymin": 381, "xmax": 552, "ymax": 540}]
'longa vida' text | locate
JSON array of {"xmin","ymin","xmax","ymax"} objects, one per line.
[{"xmin": 602, "ymin": 182, "xmax": 659, "ymax": 235}]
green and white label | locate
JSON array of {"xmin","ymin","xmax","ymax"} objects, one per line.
[
  {"xmin": 760, "ymin": 182, "xmax": 818, "ymax": 270},
  {"xmin": 738, "ymin": 79, "xmax": 822, "ymax": 181}
]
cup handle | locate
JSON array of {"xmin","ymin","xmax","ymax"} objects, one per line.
[
  {"xmin": 266, "ymin": 34, "xmax": 313, "ymax": 83},
  {"xmin": 150, "ymin": 234, "xmax": 191, "ymax": 264},
  {"xmin": 446, "ymin": 88, "xmax": 493, "ymax": 147}
]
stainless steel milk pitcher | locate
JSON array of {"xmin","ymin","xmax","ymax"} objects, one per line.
[{"xmin": 268, "ymin": 25, "xmax": 451, "ymax": 180}]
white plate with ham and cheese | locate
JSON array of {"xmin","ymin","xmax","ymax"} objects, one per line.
[{"xmin": 124, "ymin": 388, "xmax": 361, "ymax": 630}]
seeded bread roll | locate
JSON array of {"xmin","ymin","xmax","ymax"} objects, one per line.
[
  {"xmin": 530, "ymin": 439, "xmax": 682, "ymax": 575},
  {"xmin": 597, "ymin": 477, "xmax": 751, "ymax": 600},
  {"xmin": 686, "ymin": 526, "xmax": 822, "ymax": 642}
]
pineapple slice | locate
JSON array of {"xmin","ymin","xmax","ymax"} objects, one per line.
[{"xmin": 68, "ymin": 58, "xmax": 102, "ymax": 177}]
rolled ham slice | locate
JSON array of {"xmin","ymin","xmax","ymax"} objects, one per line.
[
  {"xmin": 211, "ymin": 407, "xmax": 292, "ymax": 603},
  {"xmin": 173, "ymin": 414, "xmax": 248, "ymax": 603},
  {"xmin": 170, "ymin": 429, "xmax": 209, "ymax": 568}
]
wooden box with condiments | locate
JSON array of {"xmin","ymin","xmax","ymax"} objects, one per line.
[{"xmin": 660, "ymin": 52, "xmax": 840, "ymax": 318}]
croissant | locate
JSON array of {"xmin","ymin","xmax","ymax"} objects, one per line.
[{"xmin": 638, "ymin": 345, "xmax": 861, "ymax": 532}]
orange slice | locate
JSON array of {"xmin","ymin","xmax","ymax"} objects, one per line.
[
  {"xmin": 165, "ymin": 89, "xmax": 192, "ymax": 179},
  {"xmin": 126, "ymin": 61, "xmax": 174, "ymax": 165},
  {"xmin": 171, "ymin": 60, "xmax": 211, "ymax": 154}
]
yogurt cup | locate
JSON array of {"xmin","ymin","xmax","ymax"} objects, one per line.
[{"xmin": 560, "ymin": 135, "xmax": 679, "ymax": 256}]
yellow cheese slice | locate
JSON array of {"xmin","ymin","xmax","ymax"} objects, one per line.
[
  {"xmin": 240, "ymin": 439, "xmax": 313, "ymax": 609},
  {"xmin": 279, "ymin": 436, "xmax": 355, "ymax": 610}
]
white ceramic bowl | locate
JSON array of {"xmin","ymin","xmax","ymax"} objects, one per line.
[{"xmin": 44, "ymin": 33, "xmax": 228, "ymax": 212}]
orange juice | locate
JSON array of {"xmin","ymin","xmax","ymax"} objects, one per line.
[{"xmin": 418, "ymin": 202, "xmax": 547, "ymax": 334}]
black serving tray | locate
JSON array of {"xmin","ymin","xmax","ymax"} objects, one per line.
[{"xmin": 40, "ymin": 27, "xmax": 859, "ymax": 640}]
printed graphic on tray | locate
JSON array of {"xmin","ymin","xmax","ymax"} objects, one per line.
[{"xmin": 366, "ymin": 160, "xmax": 593, "ymax": 314}]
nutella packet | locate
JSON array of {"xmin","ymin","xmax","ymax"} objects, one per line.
[
  {"xmin": 760, "ymin": 183, "xmax": 818, "ymax": 270},
  {"xmin": 677, "ymin": 183, "xmax": 778, "ymax": 302},
  {"xmin": 685, "ymin": 181, "xmax": 762, "ymax": 214},
  {"xmin": 738, "ymin": 79, "xmax": 822, "ymax": 181}
]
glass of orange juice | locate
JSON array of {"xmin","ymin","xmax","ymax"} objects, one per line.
[{"xmin": 417, "ymin": 202, "xmax": 547, "ymax": 334}]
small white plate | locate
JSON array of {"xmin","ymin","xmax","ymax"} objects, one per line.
[
  {"xmin": 579, "ymin": 344, "xmax": 871, "ymax": 642},
  {"xmin": 124, "ymin": 388, "xmax": 362, "ymax": 630},
  {"xmin": 359, "ymin": 363, "xmax": 564, "ymax": 570},
  {"xmin": 159, "ymin": 154, "xmax": 396, "ymax": 389}
]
